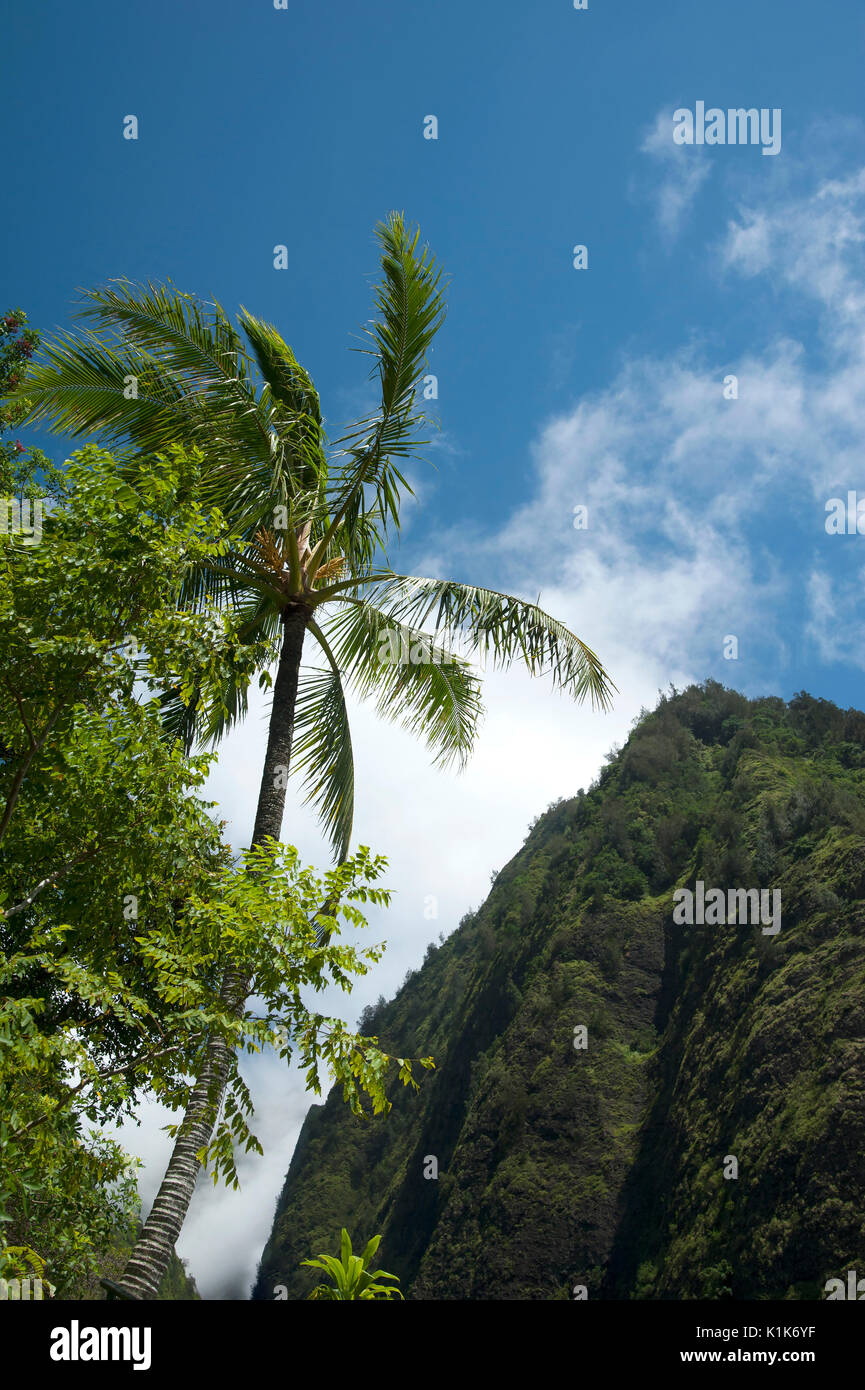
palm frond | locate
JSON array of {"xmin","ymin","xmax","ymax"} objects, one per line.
[
  {"xmin": 294, "ymin": 623, "xmax": 356, "ymax": 860},
  {"xmin": 320, "ymin": 498, "xmax": 390, "ymax": 584},
  {"xmin": 321, "ymin": 597, "xmax": 483, "ymax": 770},
  {"xmin": 365, "ymin": 575, "xmax": 616, "ymax": 710},
  {"xmin": 78, "ymin": 280, "xmax": 251, "ymax": 394},
  {"xmin": 13, "ymin": 329, "xmax": 193, "ymax": 451},
  {"xmin": 17, "ymin": 281, "xmax": 277, "ymax": 482},
  {"xmin": 78, "ymin": 282, "xmax": 287, "ymax": 498},
  {"xmin": 195, "ymin": 595, "xmax": 284, "ymax": 747},
  {"xmin": 155, "ymin": 683, "xmax": 201, "ymax": 756},
  {"xmin": 151, "ymin": 592, "xmax": 282, "ymax": 752},
  {"xmin": 238, "ymin": 309, "xmax": 328, "ymax": 500},
  {"xmin": 313, "ymin": 213, "xmax": 446, "ymax": 559}
]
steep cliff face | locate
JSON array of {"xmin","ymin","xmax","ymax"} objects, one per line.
[{"xmin": 253, "ymin": 683, "xmax": 865, "ymax": 1300}]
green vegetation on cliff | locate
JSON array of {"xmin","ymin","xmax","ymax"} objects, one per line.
[{"xmin": 253, "ymin": 682, "xmax": 865, "ymax": 1300}]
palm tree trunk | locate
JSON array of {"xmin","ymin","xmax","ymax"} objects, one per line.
[{"xmin": 117, "ymin": 606, "xmax": 308, "ymax": 1299}]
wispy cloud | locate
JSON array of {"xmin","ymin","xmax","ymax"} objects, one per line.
[{"xmin": 638, "ymin": 107, "xmax": 712, "ymax": 241}]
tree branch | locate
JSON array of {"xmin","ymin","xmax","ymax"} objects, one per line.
[
  {"xmin": 0, "ymin": 846, "xmax": 100, "ymax": 921},
  {"xmin": 8, "ymin": 1036, "xmax": 204, "ymax": 1142}
]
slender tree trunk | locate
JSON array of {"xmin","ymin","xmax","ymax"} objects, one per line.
[{"xmin": 117, "ymin": 606, "xmax": 308, "ymax": 1299}]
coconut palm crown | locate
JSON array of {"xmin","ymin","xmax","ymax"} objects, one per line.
[{"xmin": 21, "ymin": 214, "xmax": 614, "ymax": 862}]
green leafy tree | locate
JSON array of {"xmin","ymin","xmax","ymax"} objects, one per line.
[
  {"xmin": 1, "ymin": 446, "xmax": 423, "ymax": 1295},
  {"xmin": 0, "ymin": 444, "xmax": 237, "ymax": 1291},
  {"xmin": 16, "ymin": 213, "xmax": 614, "ymax": 1296},
  {"xmin": 302, "ymin": 1229, "xmax": 403, "ymax": 1300}
]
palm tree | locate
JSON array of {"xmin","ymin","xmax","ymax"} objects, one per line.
[{"xmin": 18, "ymin": 214, "xmax": 615, "ymax": 1296}]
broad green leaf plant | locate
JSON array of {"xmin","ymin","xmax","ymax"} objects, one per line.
[{"xmin": 302, "ymin": 1229, "xmax": 403, "ymax": 1300}]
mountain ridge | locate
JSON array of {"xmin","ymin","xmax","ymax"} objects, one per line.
[{"xmin": 253, "ymin": 681, "xmax": 865, "ymax": 1300}]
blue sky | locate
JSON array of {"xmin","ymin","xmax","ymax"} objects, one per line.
[
  {"xmin": 6, "ymin": 0, "xmax": 865, "ymax": 707},
  {"xmin": 5, "ymin": 0, "xmax": 865, "ymax": 1295}
]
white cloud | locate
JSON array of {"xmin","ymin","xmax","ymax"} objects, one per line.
[
  {"xmin": 805, "ymin": 560, "xmax": 865, "ymax": 668},
  {"xmin": 721, "ymin": 166, "xmax": 865, "ymax": 337},
  {"xmin": 638, "ymin": 108, "xmax": 712, "ymax": 240}
]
